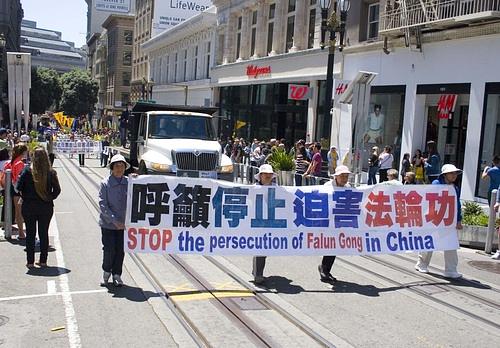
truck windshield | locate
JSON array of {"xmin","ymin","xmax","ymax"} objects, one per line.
[{"xmin": 148, "ymin": 114, "xmax": 217, "ymax": 140}]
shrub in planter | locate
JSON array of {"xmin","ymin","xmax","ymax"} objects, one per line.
[
  {"xmin": 267, "ymin": 148, "xmax": 295, "ymax": 172},
  {"xmin": 462, "ymin": 201, "xmax": 500, "ymax": 227}
]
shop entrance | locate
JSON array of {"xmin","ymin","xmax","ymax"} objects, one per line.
[{"xmin": 425, "ymin": 104, "xmax": 468, "ymax": 170}]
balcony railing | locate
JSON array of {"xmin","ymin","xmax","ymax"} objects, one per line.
[{"xmin": 380, "ymin": 0, "xmax": 500, "ymax": 34}]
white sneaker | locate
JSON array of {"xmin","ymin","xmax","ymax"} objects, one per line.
[
  {"xmin": 101, "ymin": 271, "xmax": 111, "ymax": 286},
  {"xmin": 113, "ymin": 274, "xmax": 123, "ymax": 287},
  {"xmin": 443, "ymin": 271, "xmax": 462, "ymax": 279},
  {"xmin": 491, "ymin": 251, "xmax": 500, "ymax": 260},
  {"xmin": 415, "ymin": 264, "xmax": 429, "ymax": 273}
]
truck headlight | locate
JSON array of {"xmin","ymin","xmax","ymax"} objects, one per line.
[
  {"xmin": 219, "ymin": 164, "xmax": 234, "ymax": 174},
  {"xmin": 151, "ymin": 162, "xmax": 170, "ymax": 172}
]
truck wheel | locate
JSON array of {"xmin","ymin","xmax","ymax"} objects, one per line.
[{"xmin": 138, "ymin": 162, "xmax": 148, "ymax": 175}]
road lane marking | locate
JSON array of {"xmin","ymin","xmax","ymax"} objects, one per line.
[
  {"xmin": 170, "ymin": 290, "xmax": 254, "ymax": 302},
  {"xmin": 50, "ymin": 216, "xmax": 82, "ymax": 348},
  {"xmin": 0, "ymin": 289, "xmax": 108, "ymax": 302},
  {"xmin": 47, "ymin": 280, "xmax": 57, "ymax": 295}
]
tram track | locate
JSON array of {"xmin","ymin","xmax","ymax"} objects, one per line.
[
  {"xmin": 338, "ymin": 256, "xmax": 500, "ymax": 330},
  {"xmin": 59, "ymin": 156, "xmax": 337, "ymax": 348}
]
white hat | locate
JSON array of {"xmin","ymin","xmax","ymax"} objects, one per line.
[
  {"xmin": 254, "ymin": 164, "xmax": 276, "ymax": 180},
  {"xmin": 333, "ymin": 165, "xmax": 352, "ymax": 177},
  {"xmin": 440, "ymin": 164, "xmax": 462, "ymax": 175},
  {"xmin": 109, "ymin": 154, "xmax": 130, "ymax": 170},
  {"xmin": 20, "ymin": 134, "xmax": 30, "ymax": 142}
]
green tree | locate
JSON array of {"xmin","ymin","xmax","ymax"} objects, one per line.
[
  {"xmin": 30, "ymin": 67, "xmax": 62, "ymax": 114},
  {"xmin": 60, "ymin": 69, "xmax": 98, "ymax": 116}
]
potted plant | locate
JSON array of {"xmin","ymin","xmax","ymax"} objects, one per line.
[
  {"xmin": 461, "ymin": 201, "xmax": 499, "ymax": 249},
  {"xmin": 267, "ymin": 148, "xmax": 295, "ymax": 186}
]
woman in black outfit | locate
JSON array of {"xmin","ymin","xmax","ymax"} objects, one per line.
[{"xmin": 17, "ymin": 147, "xmax": 61, "ymax": 268}]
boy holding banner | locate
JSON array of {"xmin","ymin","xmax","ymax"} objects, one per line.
[{"xmin": 415, "ymin": 164, "xmax": 463, "ymax": 278}]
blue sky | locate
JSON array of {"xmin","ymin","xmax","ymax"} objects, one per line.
[{"xmin": 22, "ymin": 0, "xmax": 87, "ymax": 48}]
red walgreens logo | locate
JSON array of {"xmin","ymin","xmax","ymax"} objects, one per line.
[
  {"xmin": 288, "ymin": 84, "xmax": 312, "ymax": 100},
  {"xmin": 437, "ymin": 94, "xmax": 458, "ymax": 119},
  {"xmin": 246, "ymin": 65, "xmax": 271, "ymax": 78}
]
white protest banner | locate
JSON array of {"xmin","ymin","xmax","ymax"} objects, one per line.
[
  {"xmin": 125, "ymin": 176, "xmax": 460, "ymax": 256},
  {"xmin": 54, "ymin": 140, "xmax": 102, "ymax": 155}
]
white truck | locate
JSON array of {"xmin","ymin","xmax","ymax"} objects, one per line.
[{"xmin": 116, "ymin": 103, "xmax": 234, "ymax": 180}]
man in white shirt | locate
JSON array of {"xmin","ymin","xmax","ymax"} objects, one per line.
[
  {"xmin": 318, "ymin": 165, "xmax": 352, "ymax": 283},
  {"xmin": 364, "ymin": 104, "xmax": 385, "ymax": 144}
]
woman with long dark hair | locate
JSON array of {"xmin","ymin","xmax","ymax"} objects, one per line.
[
  {"xmin": 16, "ymin": 147, "xmax": 61, "ymax": 268},
  {"xmin": 4, "ymin": 144, "xmax": 28, "ymax": 240}
]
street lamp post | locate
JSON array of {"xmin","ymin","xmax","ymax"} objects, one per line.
[{"xmin": 319, "ymin": 0, "xmax": 350, "ymax": 146}]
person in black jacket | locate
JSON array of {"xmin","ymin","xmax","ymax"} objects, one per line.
[{"xmin": 17, "ymin": 147, "xmax": 61, "ymax": 268}]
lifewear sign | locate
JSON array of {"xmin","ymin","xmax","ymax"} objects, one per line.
[{"xmin": 125, "ymin": 176, "xmax": 459, "ymax": 256}]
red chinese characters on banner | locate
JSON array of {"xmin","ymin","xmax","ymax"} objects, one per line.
[
  {"xmin": 365, "ymin": 191, "xmax": 393, "ymax": 227},
  {"xmin": 425, "ymin": 191, "xmax": 455, "ymax": 226},
  {"xmin": 437, "ymin": 94, "xmax": 458, "ymax": 119},
  {"xmin": 393, "ymin": 191, "xmax": 423, "ymax": 227}
]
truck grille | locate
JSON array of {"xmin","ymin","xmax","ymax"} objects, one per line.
[{"xmin": 175, "ymin": 152, "xmax": 218, "ymax": 171}]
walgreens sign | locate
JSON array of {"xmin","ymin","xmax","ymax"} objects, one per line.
[
  {"xmin": 246, "ymin": 65, "xmax": 271, "ymax": 78},
  {"xmin": 288, "ymin": 84, "xmax": 312, "ymax": 100}
]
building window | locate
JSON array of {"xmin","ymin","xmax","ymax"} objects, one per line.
[
  {"xmin": 478, "ymin": 83, "xmax": 500, "ymax": 199},
  {"xmin": 308, "ymin": 1, "xmax": 317, "ymax": 49},
  {"xmin": 174, "ymin": 53, "xmax": 178, "ymax": 82},
  {"xmin": 123, "ymin": 51, "xmax": 132, "ymax": 66},
  {"xmin": 123, "ymin": 71, "xmax": 131, "ymax": 86},
  {"xmin": 182, "ymin": 49, "xmax": 187, "ymax": 81},
  {"xmin": 124, "ymin": 30, "xmax": 133, "ymax": 45},
  {"xmin": 205, "ymin": 41, "xmax": 211, "ymax": 78},
  {"xmin": 121, "ymin": 93, "xmax": 130, "ymax": 105},
  {"xmin": 367, "ymin": 3, "xmax": 380, "ymax": 40},
  {"xmin": 267, "ymin": 3, "xmax": 275, "ymax": 54},
  {"xmin": 166, "ymin": 56, "xmax": 170, "ymax": 83},
  {"xmin": 236, "ymin": 16, "xmax": 242, "ymax": 60},
  {"xmin": 193, "ymin": 46, "xmax": 198, "ymax": 80},
  {"xmin": 250, "ymin": 10, "xmax": 257, "ymax": 56},
  {"xmin": 286, "ymin": 0, "xmax": 296, "ymax": 51}
]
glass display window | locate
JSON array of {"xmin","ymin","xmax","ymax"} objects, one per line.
[{"xmin": 477, "ymin": 83, "xmax": 500, "ymax": 200}]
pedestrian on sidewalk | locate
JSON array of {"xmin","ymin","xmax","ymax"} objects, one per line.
[
  {"xmin": 415, "ymin": 164, "xmax": 463, "ymax": 278},
  {"xmin": 252, "ymin": 164, "xmax": 277, "ymax": 285},
  {"xmin": 4, "ymin": 144, "xmax": 28, "ymax": 240},
  {"xmin": 318, "ymin": 165, "xmax": 352, "ymax": 283},
  {"xmin": 481, "ymin": 155, "xmax": 500, "ymax": 204},
  {"xmin": 492, "ymin": 183, "xmax": 500, "ymax": 260},
  {"xmin": 16, "ymin": 147, "xmax": 61, "ymax": 268},
  {"xmin": 378, "ymin": 145, "xmax": 394, "ymax": 182},
  {"xmin": 98, "ymin": 154, "xmax": 130, "ymax": 287}
]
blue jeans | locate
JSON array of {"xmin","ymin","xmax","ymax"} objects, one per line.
[
  {"xmin": 101, "ymin": 228, "xmax": 125, "ymax": 276},
  {"xmin": 368, "ymin": 166, "xmax": 378, "ymax": 185}
]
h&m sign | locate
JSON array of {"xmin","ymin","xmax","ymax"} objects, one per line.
[
  {"xmin": 288, "ymin": 84, "xmax": 313, "ymax": 100},
  {"xmin": 437, "ymin": 94, "xmax": 458, "ymax": 119}
]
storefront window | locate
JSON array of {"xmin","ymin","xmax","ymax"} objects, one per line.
[
  {"xmin": 353, "ymin": 86, "xmax": 405, "ymax": 172},
  {"xmin": 219, "ymin": 83, "xmax": 308, "ymax": 143},
  {"xmin": 477, "ymin": 83, "xmax": 500, "ymax": 199}
]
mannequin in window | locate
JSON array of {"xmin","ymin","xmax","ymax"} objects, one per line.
[{"xmin": 364, "ymin": 104, "xmax": 385, "ymax": 144}]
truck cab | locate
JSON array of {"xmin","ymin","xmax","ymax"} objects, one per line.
[{"xmin": 127, "ymin": 103, "xmax": 233, "ymax": 180}]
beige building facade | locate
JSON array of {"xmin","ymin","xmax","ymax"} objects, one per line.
[
  {"xmin": 131, "ymin": 0, "xmax": 153, "ymax": 102},
  {"xmin": 102, "ymin": 14, "xmax": 134, "ymax": 118}
]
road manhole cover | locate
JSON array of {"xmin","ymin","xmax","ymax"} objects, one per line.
[
  {"xmin": 468, "ymin": 261, "xmax": 500, "ymax": 274},
  {"xmin": 0, "ymin": 315, "xmax": 9, "ymax": 327}
]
